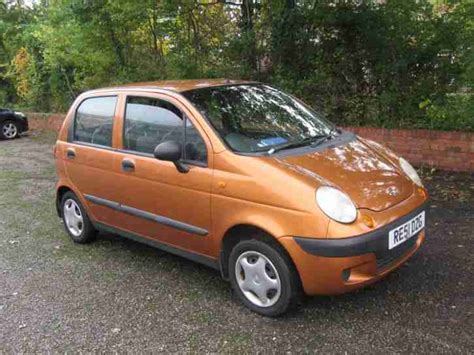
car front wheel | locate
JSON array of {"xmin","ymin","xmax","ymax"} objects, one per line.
[
  {"xmin": 0, "ymin": 121, "xmax": 19, "ymax": 140},
  {"xmin": 229, "ymin": 239, "xmax": 300, "ymax": 316}
]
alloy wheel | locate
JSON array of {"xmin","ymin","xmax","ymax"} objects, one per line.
[{"xmin": 3, "ymin": 123, "xmax": 17, "ymax": 139}]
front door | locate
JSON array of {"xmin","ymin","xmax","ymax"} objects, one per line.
[{"xmin": 112, "ymin": 94, "xmax": 213, "ymax": 257}]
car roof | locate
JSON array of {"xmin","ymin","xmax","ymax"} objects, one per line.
[{"xmin": 103, "ymin": 79, "xmax": 255, "ymax": 93}]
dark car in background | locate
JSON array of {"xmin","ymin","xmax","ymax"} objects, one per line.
[{"xmin": 0, "ymin": 108, "xmax": 29, "ymax": 140}]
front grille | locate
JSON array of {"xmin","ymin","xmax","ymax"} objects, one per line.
[{"xmin": 376, "ymin": 233, "xmax": 419, "ymax": 271}]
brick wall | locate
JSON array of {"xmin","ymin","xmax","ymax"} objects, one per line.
[
  {"xmin": 27, "ymin": 112, "xmax": 65, "ymax": 132},
  {"xmin": 345, "ymin": 127, "xmax": 473, "ymax": 172},
  {"xmin": 26, "ymin": 112, "xmax": 474, "ymax": 172}
]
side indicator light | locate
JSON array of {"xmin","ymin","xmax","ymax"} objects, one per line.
[
  {"xmin": 418, "ymin": 187, "xmax": 427, "ymax": 198},
  {"xmin": 362, "ymin": 214, "xmax": 375, "ymax": 228}
]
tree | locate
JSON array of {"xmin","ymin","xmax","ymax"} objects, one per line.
[{"xmin": 0, "ymin": 0, "xmax": 471, "ymax": 130}]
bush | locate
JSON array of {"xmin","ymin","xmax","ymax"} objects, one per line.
[{"xmin": 424, "ymin": 94, "xmax": 474, "ymax": 131}]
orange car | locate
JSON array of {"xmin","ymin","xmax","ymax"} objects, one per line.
[{"xmin": 54, "ymin": 79, "xmax": 427, "ymax": 316}]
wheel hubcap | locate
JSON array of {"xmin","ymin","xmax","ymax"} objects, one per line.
[
  {"xmin": 63, "ymin": 199, "xmax": 84, "ymax": 237},
  {"xmin": 235, "ymin": 251, "xmax": 281, "ymax": 307},
  {"xmin": 3, "ymin": 123, "xmax": 17, "ymax": 138}
]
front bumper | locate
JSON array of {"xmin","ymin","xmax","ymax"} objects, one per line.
[
  {"xmin": 14, "ymin": 115, "xmax": 29, "ymax": 133},
  {"xmin": 280, "ymin": 202, "xmax": 427, "ymax": 295},
  {"xmin": 20, "ymin": 118, "xmax": 29, "ymax": 133}
]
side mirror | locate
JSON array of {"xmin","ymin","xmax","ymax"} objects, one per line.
[{"xmin": 154, "ymin": 141, "xmax": 189, "ymax": 173}]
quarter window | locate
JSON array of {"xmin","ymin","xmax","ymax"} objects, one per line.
[{"xmin": 74, "ymin": 96, "xmax": 117, "ymax": 147}]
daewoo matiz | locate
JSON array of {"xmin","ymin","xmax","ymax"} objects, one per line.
[{"xmin": 54, "ymin": 79, "xmax": 427, "ymax": 316}]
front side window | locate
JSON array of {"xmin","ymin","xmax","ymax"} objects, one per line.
[
  {"xmin": 124, "ymin": 97, "xmax": 183, "ymax": 154},
  {"xmin": 182, "ymin": 84, "xmax": 335, "ymax": 153},
  {"xmin": 185, "ymin": 119, "xmax": 207, "ymax": 164},
  {"xmin": 123, "ymin": 96, "xmax": 208, "ymax": 164},
  {"xmin": 74, "ymin": 96, "xmax": 117, "ymax": 146}
]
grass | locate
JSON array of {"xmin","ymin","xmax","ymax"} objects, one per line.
[{"xmin": 29, "ymin": 130, "xmax": 59, "ymax": 144}]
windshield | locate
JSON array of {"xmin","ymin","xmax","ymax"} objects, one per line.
[{"xmin": 182, "ymin": 84, "xmax": 335, "ymax": 153}]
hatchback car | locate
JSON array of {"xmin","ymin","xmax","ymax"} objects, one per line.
[
  {"xmin": 0, "ymin": 108, "xmax": 29, "ymax": 140},
  {"xmin": 54, "ymin": 79, "xmax": 427, "ymax": 316}
]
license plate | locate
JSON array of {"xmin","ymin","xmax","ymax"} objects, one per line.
[{"xmin": 388, "ymin": 211, "xmax": 425, "ymax": 250}]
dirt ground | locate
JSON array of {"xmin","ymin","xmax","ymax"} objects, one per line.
[{"xmin": 0, "ymin": 131, "xmax": 473, "ymax": 353}]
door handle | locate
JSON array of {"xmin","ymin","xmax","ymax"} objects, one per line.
[
  {"xmin": 122, "ymin": 159, "xmax": 135, "ymax": 172},
  {"xmin": 66, "ymin": 148, "xmax": 76, "ymax": 159}
]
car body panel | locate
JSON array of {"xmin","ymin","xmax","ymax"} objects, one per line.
[
  {"xmin": 59, "ymin": 143, "xmax": 126, "ymax": 225},
  {"xmin": 208, "ymin": 149, "xmax": 331, "ymax": 256},
  {"xmin": 272, "ymin": 138, "xmax": 415, "ymax": 212}
]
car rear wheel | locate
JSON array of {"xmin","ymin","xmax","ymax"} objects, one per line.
[
  {"xmin": 229, "ymin": 239, "xmax": 300, "ymax": 316},
  {"xmin": 60, "ymin": 191, "xmax": 96, "ymax": 243},
  {"xmin": 0, "ymin": 121, "xmax": 19, "ymax": 140}
]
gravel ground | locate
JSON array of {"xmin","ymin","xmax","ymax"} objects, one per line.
[{"xmin": 0, "ymin": 132, "xmax": 473, "ymax": 353}]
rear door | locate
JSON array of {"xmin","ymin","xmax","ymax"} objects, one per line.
[
  {"xmin": 112, "ymin": 93, "xmax": 213, "ymax": 256},
  {"xmin": 62, "ymin": 95, "xmax": 125, "ymax": 226}
]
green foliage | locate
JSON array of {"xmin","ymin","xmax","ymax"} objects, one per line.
[
  {"xmin": 425, "ymin": 94, "xmax": 474, "ymax": 131},
  {"xmin": 0, "ymin": 0, "xmax": 472, "ymax": 131}
]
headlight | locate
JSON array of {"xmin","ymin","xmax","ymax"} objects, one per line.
[
  {"xmin": 14, "ymin": 111, "xmax": 25, "ymax": 117},
  {"xmin": 399, "ymin": 158, "xmax": 423, "ymax": 187},
  {"xmin": 316, "ymin": 186, "xmax": 357, "ymax": 224}
]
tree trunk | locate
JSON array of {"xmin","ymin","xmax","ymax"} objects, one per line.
[{"xmin": 241, "ymin": 0, "xmax": 257, "ymax": 73}]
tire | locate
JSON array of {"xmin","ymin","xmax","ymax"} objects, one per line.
[
  {"xmin": 60, "ymin": 191, "xmax": 97, "ymax": 243},
  {"xmin": 0, "ymin": 121, "xmax": 19, "ymax": 140},
  {"xmin": 229, "ymin": 238, "xmax": 300, "ymax": 316}
]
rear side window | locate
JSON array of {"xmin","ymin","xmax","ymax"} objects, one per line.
[
  {"xmin": 123, "ymin": 97, "xmax": 184, "ymax": 154},
  {"xmin": 74, "ymin": 96, "xmax": 117, "ymax": 147}
]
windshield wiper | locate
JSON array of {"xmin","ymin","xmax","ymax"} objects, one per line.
[
  {"xmin": 328, "ymin": 126, "xmax": 341, "ymax": 137},
  {"xmin": 265, "ymin": 134, "xmax": 328, "ymax": 154},
  {"xmin": 304, "ymin": 127, "xmax": 341, "ymax": 149}
]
